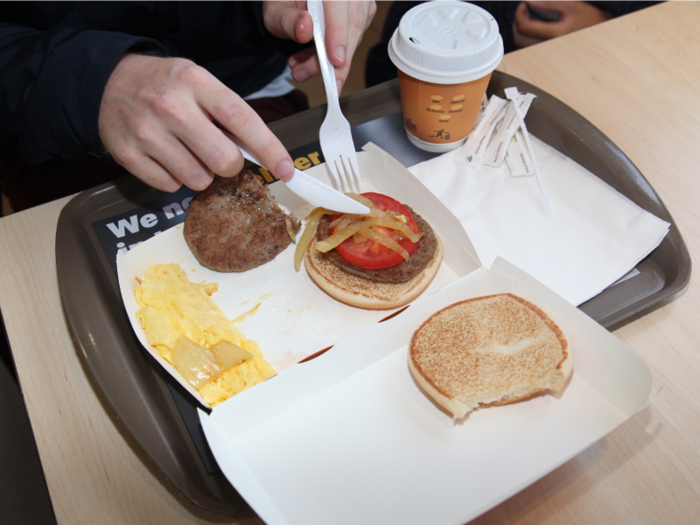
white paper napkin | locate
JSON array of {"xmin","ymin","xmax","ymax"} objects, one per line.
[{"xmin": 409, "ymin": 136, "xmax": 670, "ymax": 306}]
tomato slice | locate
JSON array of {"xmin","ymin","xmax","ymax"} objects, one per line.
[{"xmin": 330, "ymin": 192, "xmax": 420, "ymax": 270}]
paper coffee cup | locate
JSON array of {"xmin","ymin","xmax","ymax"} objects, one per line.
[{"xmin": 389, "ymin": 1, "xmax": 504, "ymax": 153}]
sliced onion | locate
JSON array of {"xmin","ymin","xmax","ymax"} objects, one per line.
[
  {"xmin": 359, "ymin": 226, "xmax": 409, "ymax": 260},
  {"xmin": 329, "ymin": 209, "xmax": 420, "ymax": 243},
  {"xmin": 314, "ymin": 220, "xmax": 369, "ymax": 252},
  {"xmin": 329, "ymin": 213, "xmax": 361, "ymax": 231},
  {"xmin": 328, "ymin": 197, "xmax": 391, "ymax": 230},
  {"xmin": 352, "ymin": 232, "xmax": 366, "ymax": 244},
  {"xmin": 171, "ymin": 336, "xmax": 221, "ymax": 389},
  {"xmin": 315, "ymin": 216, "xmax": 422, "ymax": 253},
  {"xmin": 293, "ymin": 207, "xmax": 327, "ymax": 272},
  {"xmin": 210, "ymin": 340, "xmax": 254, "ymax": 370},
  {"xmin": 294, "ymin": 193, "xmax": 425, "ymax": 268},
  {"xmin": 285, "ymin": 217, "xmax": 297, "ymax": 244},
  {"xmin": 366, "ymin": 217, "xmax": 422, "ymax": 242},
  {"xmin": 345, "ymin": 193, "xmax": 370, "ymax": 205}
]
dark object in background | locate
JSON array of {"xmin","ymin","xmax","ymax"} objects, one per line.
[
  {"xmin": 527, "ymin": 5, "xmax": 562, "ymax": 22},
  {"xmin": 0, "ymin": 313, "xmax": 57, "ymax": 525}
]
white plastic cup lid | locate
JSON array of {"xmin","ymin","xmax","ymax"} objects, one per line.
[{"xmin": 389, "ymin": 1, "xmax": 504, "ymax": 84}]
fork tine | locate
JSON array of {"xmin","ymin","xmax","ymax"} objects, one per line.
[
  {"xmin": 323, "ymin": 152, "xmax": 343, "ymax": 192},
  {"xmin": 346, "ymin": 152, "xmax": 361, "ymax": 193},
  {"xmin": 336, "ymin": 159, "xmax": 347, "ymax": 193},
  {"xmin": 339, "ymin": 157, "xmax": 358, "ymax": 194},
  {"xmin": 334, "ymin": 159, "xmax": 349, "ymax": 193},
  {"xmin": 338, "ymin": 158, "xmax": 353, "ymax": 194}
]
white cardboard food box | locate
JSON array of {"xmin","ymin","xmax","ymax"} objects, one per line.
[
  {"xmin": 118, "ymin": 143, "xmax": 479, "ymax": 406},
  {"xmin": 118, "ymin": 144, "xmax": 652, "ymax": 524}
]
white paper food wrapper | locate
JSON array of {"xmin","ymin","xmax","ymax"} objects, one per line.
[
  {"xmin": 117, "ymin": 144, "xmax": 479, "ymax": 407},
  {"xmin": 200, "ymin": 257, "xmax": 654, "ymax": 525}
]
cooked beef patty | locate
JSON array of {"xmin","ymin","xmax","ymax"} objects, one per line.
[
  {"xmin": 316, "ymin": 206, "xmax": 438, "ymax": 283},
  {"xmin": 184, "ymin": 171, "xmax": 301, "ymax": 272}
]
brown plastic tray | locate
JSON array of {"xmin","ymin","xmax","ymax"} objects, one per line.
[{"xmin": 56, "ymin": 72, "xmax": 691, "ymax": 515}]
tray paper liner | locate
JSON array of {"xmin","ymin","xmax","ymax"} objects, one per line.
[
  {"xmin": 409, "ymin": 134, "xmax": 671, "ymax": 306},
  {"xmin": 117, "ymin": 144, "xmax": 480, "ymax": 408},
  {"xmin": 200, "ymin": 258, "xmax": 652, "ymax": 525}
]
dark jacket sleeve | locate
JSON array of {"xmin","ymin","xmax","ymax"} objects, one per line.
[
  {"xmin": 0, "ymin": 22, "xmax": 165, "ymax": 165},
  {"xmin": 589, "ymin": 1, "xmax": 662, "ymax": 18}
]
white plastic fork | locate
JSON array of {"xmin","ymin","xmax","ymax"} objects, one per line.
[{"xmin": 308, "ymin": 0, "xmax": 361, "ymax": 193}]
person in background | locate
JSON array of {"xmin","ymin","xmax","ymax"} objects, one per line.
[
  {"xmin": 0, "ymin": 1, "xmax": 376, "ymax": 212},
  {"xmin": 365, "ymin": 1, "xmax": 660, "ymax": 87}
]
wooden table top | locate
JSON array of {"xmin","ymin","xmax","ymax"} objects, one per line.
[{"xmin": 1, "ymin": 2, "xmax": 698, "ymax": 523}]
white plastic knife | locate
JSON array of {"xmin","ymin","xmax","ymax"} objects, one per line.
[{"xmin": 230, "ymin": 136, "xmax": 369, "ymax": 214}]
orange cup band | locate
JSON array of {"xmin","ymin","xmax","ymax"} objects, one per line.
[{"xmin": 397, "ymin": 71, "xmax": 492, "ymax": 146}]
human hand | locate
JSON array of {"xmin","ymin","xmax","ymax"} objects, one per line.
[
  {"xmin": 263, "ymin": 1, "xmax": 376, "ymax": 95},
  {"xmin": 513, "ymin": 1, "xmax": 611, "ymax": 49},
  {"xmin": 98, "ymin": 54, "xmax": 296, "ymax": 192}
]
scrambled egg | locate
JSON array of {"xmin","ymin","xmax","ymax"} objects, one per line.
[{"xmin": 134, "ymin": 263, "xmax": 276, "ymax": 406}]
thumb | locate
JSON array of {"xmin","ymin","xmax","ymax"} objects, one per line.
[{"xmin": 263, "ymin": 2, "xmax": 313, "ymax": 43}]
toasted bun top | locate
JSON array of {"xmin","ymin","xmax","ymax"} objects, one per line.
[{"xmin": 409, "ymin": 293, "xmax": 571, "ymax": 418}]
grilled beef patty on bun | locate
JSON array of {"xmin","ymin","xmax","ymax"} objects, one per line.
[{"xmin": 299, "ymin": 192, "xmax": 442, "ymax": 310}]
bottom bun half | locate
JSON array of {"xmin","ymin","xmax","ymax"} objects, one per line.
[{"xmin": 304, "ymin": 235, "xmax": 443, "ymax": 310}]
